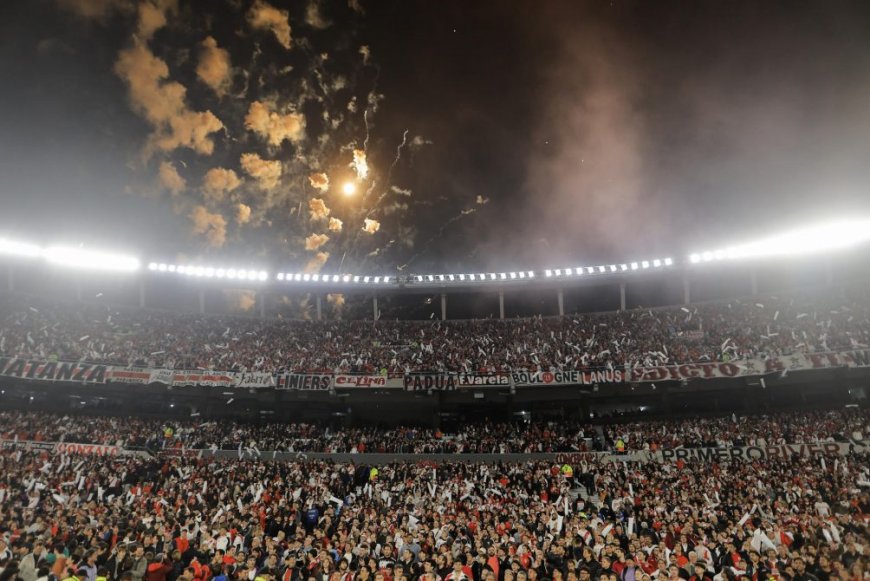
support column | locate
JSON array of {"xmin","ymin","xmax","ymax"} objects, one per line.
[
  {"xmin": 138, "ymin": 280, "xmax": 146, "ymax": 308},
  {"xmin": 498, "ymin": 291, "xmax": 505, "ymax": 320},
  {"xmin": 259, "ymin": 292, "xmax": 266, "ymax": 319},
  {"xmin": 315, "ymin": 295, "xmax": 322, "ymax": 321},
  {"xmin": 440, "ymin": 293, "xmax": 447, "ymax": 321},
  {"xmin": 619, "ymin": 283, "xmax": 626, "ymax": 312},
  {"xmin": 557, "ymin": 289, "xmax": 564, "ymax": 316},
  {"xmin": 198, "ymin": 289, "xmax": 205, "ymax": 314},
  {"xmin": 682, "ymin": 273, "xmax": 691, "ymax": 305},
  {"xmin": 372, "ymin": 296, "xmax": 378, "ymax": 320},
  {"xmin": 750, "ymin": 268, "xmax": 758, "ymax": 296}
]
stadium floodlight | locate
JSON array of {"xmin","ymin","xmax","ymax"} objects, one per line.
[
  {"xmin": 652, "ymin": 259, "xmax": 662, "ymax": 268},
  {"xmin": 630, "ymin": 262, "xmax": 639, "ymax": 270},
  {"xmin": 641, "ymin": 261, "xmax": 650, "ymax": 269},
  {"xmin": 437, "ymin": 275, "xmax": 444, "ymax": 281},
  {"xmin": 664, "ymin": 257, "xmax": 673, "ymax": 266},
  {"xmin": 509, "ymin": 272, "xmax": 516, "ymax": 279},
  {"xmin": 469, "ymin": 274, "xmax": 476, "ymax": 280},
  {"xmin": 226, "ymin": 269, "xmax": 236, "ymax": 279},
  {"xmin": 689, "ymin": 219, "xmax": 870, "ymax": 264},
  {"xmin": 0, "ymin": 239, "xmax": 43, "ymax": 258},
  {"xmin": 277, "ymin": 273, "xmax": 284, "ymax": 281},
  {"xmin": 499, "ymin": 273, "xmax": 507, "ymax": 279},
  {"xmin": 609, "ymin": 264, "xmax": 617, "ymax": 272},
  {"xmin": 204, "ymin": 267, "xmax": 215, "ymax": 277},
  {"xmin": 586, "ymin": 267, "xmax": 595, "ymax": 274},
  {"xmin": 528, "ymin": 271, "xmax": 535, "ymax": 278},
  {"xmin": 302, "ymin": 274, "xmax": 310, "ymax": 281},
  {"xmin": 448, "ymin": 274, "xmax": 455, "ymax": 281},
  {"xmin": 342, "ymin": 275, "xmax": 350, "ymax": 282},
  {"xmin": 157, "ymin": 263, "xmax": 167, "ymax": 272},
  {"xmin": 597, "ymin": 265, "xmax": 606, "ymax": 273},
  {"xmin": 168, "ymin": 264, "xmax": 176, "ymax": 272},
  {"xmin": 574, "ymin": 267, "xmax": 582, "ymax": 275},
  {"xmin": 312, "ymin": 274, "xmax": 320, "ymax": 282},
  {"xmin": 545, "ymin": 270, "xmax": 553, "ymax": 277},
  {"xmin": 148, "ymin": 262, "xmax": 157, "ymax": 270},
  {"xmin": 293, "ymin": 274, "xmax": 301, "ymax": 281},
  {"xmin": 374, "ymin": 276, "xmax": 382, "ymax": 283},
  {"xmin": 216, "ymin": 268, "xmax": 225, "ymax": 278},
  {"xmin": 237, "ymin": 269, "xmax": 248, "ymax": 279},
  {"xmin": 355, "ymin": 276, "xmax": 362, "ymax": 283},
  {"xmin": 364, "ymin": 276, "xmax": 371, "ymax": 283},
  {"xmin": 43, "ymin": 246, "xmax": 140, "ymax": 272},
  {"xmin": 258, "ymin": 271, "xmax": 268, "ymax": 281},
  {"xmin": 518, "ymin": 272, "xmax": 525, "ymax": 279},
  {"xmin": 489, "ymin": 273, "xmax": 496, "ymax": 280},
  {"xmin": 554, "ymin": 269, "xmax": 561, "ymax": 276},
  {"xmin": 620, "ymin": 264, "xmax": 628, "ymax": 271},
  {"xmin": 459, "ymin": 274, "xmax": 466, "ymax": 281}
]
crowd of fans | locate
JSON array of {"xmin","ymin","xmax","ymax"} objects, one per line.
[
  {"xmin": 0, "ymin": 409, "xmax": 866, "ymax": 454},
  {"xmin": 1, "ymin": 291, "xmax": 869, "ymax": 374},
  {"xmin": 0, "ymin": 411, "xmax": 867, "ymax": 581}
]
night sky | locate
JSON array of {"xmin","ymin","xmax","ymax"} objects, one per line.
[{"xmin": 1, "ymin": 0, "xmax": 869, "ymax": 277}]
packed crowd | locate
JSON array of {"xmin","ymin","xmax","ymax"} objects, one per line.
[
  {"xmin": 0, "ymin": 414, "xmax": 867, "ymax": 581},
  {"xmin": 0, "ymin": 409, "xmax": 866, "ymax": 454},
  {"xmin": 1, "ymin": 291, "xmax": 869, "ymax": 374}
]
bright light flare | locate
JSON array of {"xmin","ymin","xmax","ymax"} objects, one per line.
[
  {"xmin": 342, "ymin": 182, "xmax": 357, "ymax": 196},
  {"xmin": 44, "ymin": 246, "xmax": 140, "ymax": 272},
  {"xmin": 690, "ymin": 218, "xmax": 870, "ymax": 263},
  {"xmin": 0, "ymin": 239, "xmax": 42, "ymax": 258}
]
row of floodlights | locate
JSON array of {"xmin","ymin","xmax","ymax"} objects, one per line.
[
  {"xmin": 0, "ymin": 239, "xmax": 140, "ymax": 272},
  {"xmin": 277, "ymin": 273, "xmax": 394, "ymax": 284},
  {"xmin": 544, "ymin": 257, "xmax": 673, "ymax": 277},
  {"xmin": 414, "ymin": 271, "xmax": 536, "ymax": 283},
  {"xmin": 147, "ymin": 263, "xmax": 269, "ymax": 281}
]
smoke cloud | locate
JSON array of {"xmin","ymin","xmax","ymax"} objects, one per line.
[
  {"xmin": 202, "ymin": 167, "xmax": 242, "ymax": 203},
  {"xmin": 189, "ymin": 205, "xmax": 227, "ymax": 247},
  {"xmin": 362, "ymin": 218, "xmax": 380, "ymax": 234},
  {"xmin": 308, "ymin": 172, "xmax": 329, "ymax": 192},
  {"xmin": 475, "ymin": 195, "xmax": 489, "ymax": 205},
  {"xmin": 328, "ymin": 217, "xmax": 343, "ymax": 232},
  {"xmin": 224, "ymin": 289, "xmax": 257, "ymax": 312},
  {"xmin": 391, "ymin": 186, "xmax": 412, "ymax": 196},
  {"xmin": 235, "ymin": 203, "xmax": 252, "ymax": 225},
  {"xmin": 137, "ymin": 0, "xmax": 177, "ymax": 41},
  {"xmin": 247, "ymin": 0, "xmax": 292, "ymax": 50},
  {"xmin": 305, "ymin": 0, "xmax": 331, "ymax": 30},
  {"xmin": 351, "ymin": 149, "xmax": 368, "ymax": 180},
  {"xmin": 240, "ymin": 153, "xmax": 282, "ymax": 190},
  {"xmin": 55, "ymin": 0, "xmax": 129, "ymax": 20},
  {"xmin": 308, "ymin": 198, "xmax": 330, "ymax": 220},
  {"xmin": 114, "ymin": 41, "xmax": 224, "ymax": 156},
  {"xmin": 327, "ymin": 293, "xmax": 345, "ymax": 311},
  {"xmin": 304, "ymin": 251, "xmax": 329, "ymax": 273},
  {"xmin": 197, "ymin": 36, "xmax": 232, "ymax": 97},
  {"xmin": 158, "ymin": 161, "xmax": 185, "ymax": 195},
  {"xmin": 244, "ymin": 101, "xmax": 305, "ymax": 146},
  {"xmin": 304, "ymin": 233, "xmax": 329, "ymax": 250}
]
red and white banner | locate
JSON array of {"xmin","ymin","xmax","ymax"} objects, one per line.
[
  {"xmin": 334, "ymin": 374, "xmax": 403, "ymax": 388},
  {"xmin": 1, "ymin": 439, "xmax": 126, "ymax": 456}
]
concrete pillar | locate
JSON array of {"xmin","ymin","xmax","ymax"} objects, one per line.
[
  {"xmin": 138, "ymin": 281, "xmax": 146, "ymax": 308},
  {"xmin": 373, "ymin": 296, "xmax": 378, "ymax": 320},
  {"xmin": 198, "ymin": 289, "xmax": 205, "ymax": 314},
  {"xmin": 7, "ymin": 265, "xmax": 13, "ymax": 293},
  {"xmin": 259, "ymin": 292, "xmax": 266, "ymax": 319},
  {"xmin": 619, "ymin": 283, "xmax": 626, "ymax": 312},
  {"xmin": 498, "ymin": 291, "xmax": 505, "ymax": 320},
  {"xmin": 682, "ymin": 274, "xmax": 691, "ymax": 305},
  {"xmin": 750, "ymin": 268, "xmax": 758, "ymax": 296},
  {"xmin": 557, "ymin": 289, "xmax": 565, "ymax": 316},
  {"xmin": 315, "ymin": 295, "xmax": 322, "ymax": 321},
  {"xmin": 440, "ymin": 293, "xmax": 447, "ymax": 321}
]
